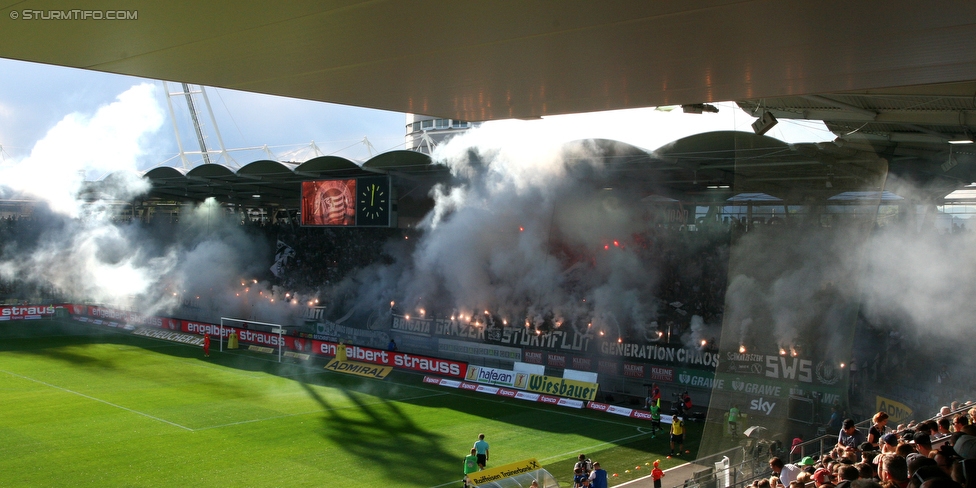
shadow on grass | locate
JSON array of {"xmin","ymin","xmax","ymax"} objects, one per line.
[
  {"xmin": 4, "ymin": 320, "xmax": 462, "ymax": 484},
  {"xmin": 0, "ymin": 320, "xmax": 279, "ymax": 403},
  {"xmin": 6, "ymin": 319, "xmax": 691, "ymax": 485},
  {"xmin": 296, "ymin": 376, "xmax": 459, "ymax": 486}
]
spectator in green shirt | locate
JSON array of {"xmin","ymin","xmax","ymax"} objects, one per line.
[
  {"xmin": 729, "ymin": 405, "xmax": 741, "ymax": 440},
  {"xmin": 463, "ymin": 448, "xmax": 479, "ymax": 488}
]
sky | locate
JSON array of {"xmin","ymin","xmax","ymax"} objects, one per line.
[{"xmin": 0, "ymin": 57, "xmax": 836, "ymax": 176}]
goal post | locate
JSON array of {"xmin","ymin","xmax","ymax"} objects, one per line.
[{"xmin": 218, "ymin": 317, "xmax": 285, "ymax": 362}]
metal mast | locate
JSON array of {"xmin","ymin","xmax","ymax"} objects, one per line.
[
  {"xmin": 182, "ymin": 82, "xmax": 211, "ymax": 164},
  {"xmin": 161, "ymin": 82, "xmax": 235, "ymax": 169}
]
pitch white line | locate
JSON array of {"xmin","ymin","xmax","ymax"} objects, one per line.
[
  {"xmin": 402, "ymin": 381, "xmax": 648, "ymax": 429},
  {"xmin": 0, "ymin": 369, "xmax": 193, "ymax": 431},
  {"xmin": 540, "ymin": 430, "xmax": 654, "ymax": 464}
]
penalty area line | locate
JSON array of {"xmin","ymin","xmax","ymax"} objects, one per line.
[{"xmin": 0, "ymin": 368, "xmax": 194, "ymax": 431}]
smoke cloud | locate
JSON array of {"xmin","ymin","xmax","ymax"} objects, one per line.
[
  {"xmin": 3, "ymin": 83, "xmax": 974, "ymax": 378},
  {"xmin": 335, "ymin": 120, "xmax": 713, "ymax": 341},
  {"xmin": 0, "ymin": 84, "xmax": 299, "ymax": 324}
]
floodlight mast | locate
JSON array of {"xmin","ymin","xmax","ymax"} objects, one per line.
[
  {"xmin": 161, "ymin": 82, "xmax": 234, "ymax": 170},
  {"xmin": 182, "ymin": 82, "xmax": 211, "ymax": 164}
]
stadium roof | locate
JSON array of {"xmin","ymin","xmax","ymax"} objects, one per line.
[
  {"xmin": 135, "ymin": 151, "xmax": 452, "ymax": 206},
  {"xmin": 1, "ymin": 2, "xmax": 972, "ymax": 122},
  {"xmin": 121, "ymin": 133, "xmax": 902, "ymax": 208},
  {"xmin": 4, "ymin": 2, "xmax": 975, "ymax": 200}
]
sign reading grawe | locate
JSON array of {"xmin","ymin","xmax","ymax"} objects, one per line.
[
  {"xmin": 314, "ymin": 341, "xmax": 467, "ymax": 378},
  {"xmin": 0, "ymin": 305, "xmax": 57, "ymax": 320}
]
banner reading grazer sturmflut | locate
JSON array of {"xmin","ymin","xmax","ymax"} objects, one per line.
[{"xmin": 525, "ymin": 374, "xmax": 598, "ymax": 401}]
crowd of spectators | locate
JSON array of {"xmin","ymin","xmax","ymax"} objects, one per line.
[
  {"xmin": 0, "ymin": 216, "xmax": 69, "ymax": 303},
  {"xmin": 255, "ymin": 222, "xmax": 405, "ymax": 293},
  {"xmin": 764, "ymin": 402, "xmax": 976, "ymax": 488}
]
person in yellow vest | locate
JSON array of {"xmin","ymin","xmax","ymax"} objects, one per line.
[
  {"xmin": 670, "ymin": 415, "xmax": 685, "ymax": 457},
  {"xmin": 336, "ymin": 341, "xmax": 347, "ymax": 362},
  {"xmin": 228, "ymin": 330, "xmax": 238, "ymax": 349}
]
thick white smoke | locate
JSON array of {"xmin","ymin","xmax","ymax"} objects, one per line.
[
  {"xmin": 0, "ymin": 84, "xmax": 165, "ymax": 306},
  {"xmin": 340, "ymin": 120, "xmax": 682, "ymax": 339},
  {"xmin": 0, "ymin": 83, "xmax": 159, "ymax": 216},
  {"xmin": 0, "ymin": 84, "xmax": 301, "ymax": 324}
]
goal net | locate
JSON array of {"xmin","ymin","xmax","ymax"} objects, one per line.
[{"xmin": 218, "ymin": 316, "xmax": 286, "ymax": 362}]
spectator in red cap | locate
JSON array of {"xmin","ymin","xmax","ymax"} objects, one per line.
[{"xmin": 814, "ymin": 468, "xmax": 833, "ymax": 487}]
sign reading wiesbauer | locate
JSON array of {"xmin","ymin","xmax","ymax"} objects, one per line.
[{"xmin": 526, "ymin": 374, "xmax": 598, "ymax": 401}]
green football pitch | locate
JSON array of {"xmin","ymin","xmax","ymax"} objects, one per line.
[{"xmin": 0, "ymin": 319, "xmax": 698, "ymax": 487}]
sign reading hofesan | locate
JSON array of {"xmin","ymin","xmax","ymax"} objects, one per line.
[
  {"xmin": 526, "ymin": 375, "xmax": 598, "ymax": 401},
  {"xmin": 324, "ymin": 359, "xmax": 393, "ymax": 379},
  {"xmin": 465, "ymin": 366, "xmax": 528, "ymax": 389},
  {"xmin": 469, "ymin": 458, "xmax": 542, "ymax": 486}
]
